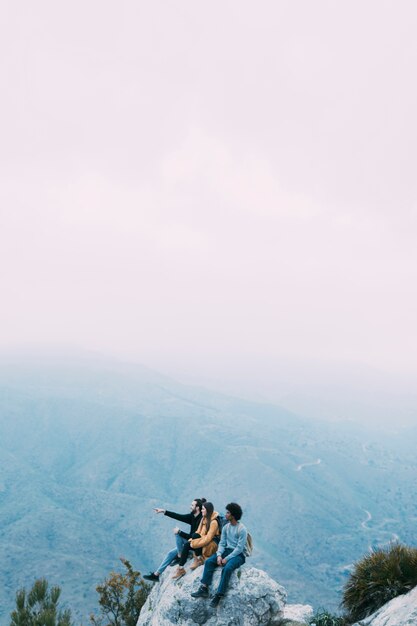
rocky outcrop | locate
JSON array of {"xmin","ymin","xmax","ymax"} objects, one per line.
[
  {"xmin": 137, "ymin": 564, "xmax": 306, "ymax": 626},
  {"xmin": 352, "ymin": 584, "xmax": 417, "ymax": 626}
]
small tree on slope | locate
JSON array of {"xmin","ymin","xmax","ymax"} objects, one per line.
[
  {"xmin": 90, "ymin": 558, "xmax": 150, "ymax": 626},
  {"xmin": 10, "ymin": 578, "xmax": 72, "ymax": 626}
]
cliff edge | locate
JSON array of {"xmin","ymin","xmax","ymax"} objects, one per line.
[{"xmin": 137, "ymin": 564, "xmax": 313, "ymax": 626}]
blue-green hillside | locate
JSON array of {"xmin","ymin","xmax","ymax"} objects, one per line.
[{"xmin": 0, "ymin": 355, "xmax": 415, "ymax": 621}]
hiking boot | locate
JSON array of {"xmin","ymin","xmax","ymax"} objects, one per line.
[
  {"xmin": 191, "ymin": 585, "xmax": 209, "ymax": 598},
  {"xmin": 172, "ymin": 566, "xmax": 186, "ymax": 580},
  {"xmin": 210, "ymin": 593, "xmax": 223, "ymax": 607},
  {"xmin": 143, "ymin": 572, "xmax": 159, "ymax": 582},
  {"xmin": 190, "ymin": 556, "xmax": 204, "ymax": 570},
  {"xmin": 169, "ymin": 555, "xmax": 181, "ymax": 566}
]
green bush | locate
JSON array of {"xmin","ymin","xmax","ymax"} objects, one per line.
[
  {"xmin": 10, "ymin": 579, "xmax": 72, "ymax": 626},
  {"xmin": 342, "ymin": 543, "xmax": 417, "ymax": 622},
  {"xmin": 309, "ymin": 608, "xmax": 347, "ymax": 626},
  {"xmin": 90, "ymin": 558, "xmax": 151, "ymax": 626}
]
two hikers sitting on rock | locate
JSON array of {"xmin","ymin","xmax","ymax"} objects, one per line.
[
  {"xmin": 145, "ymin": 499, "xmax": 248, "ymax": 608},
  {"xmin": 191, "ymin": 502, "xmax": 247, "ymax": 607},
  {"xmin": 171, "ymin": 501, "xmax": 221, "ymax": 580},
  {"xmin": 143, "ymin": 497, "xmax": 206, "ymax": 582}
]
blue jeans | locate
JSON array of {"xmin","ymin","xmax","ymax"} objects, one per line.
[
  {"xmin": 156, "ymin": 534, "xmax": 187, "ymax": 574},
  {"xmin": 201, "ymin": 548, "xmax": 245, "ymax": 595}
]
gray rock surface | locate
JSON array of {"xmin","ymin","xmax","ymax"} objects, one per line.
[
  {"xmin": 137, "ymin": 564, "xmax": 287, "ymax": 626},
  {"xmin": 352, "ymin": 584, "xmax": 417, "ymax": 626},
  {"xmin": 281, "ymin": 603, "xmax": 313, "ymax": 624}
]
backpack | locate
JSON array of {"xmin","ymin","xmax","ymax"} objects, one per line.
[
  {"xmin": 238, "ymin": 524, "xmax": 253, "ymax": 557},
  {"xmin": 216, "ymin": 514, "xmax": 227, "ymax": 533},
  {"xmin": 244, "ymin": 532, "xmax": 253, "ymax": 557}
]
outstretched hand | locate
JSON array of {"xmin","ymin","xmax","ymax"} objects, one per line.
[{"xmin": 154, "ymin": 508, "xmax": 165, "ymax": 514}]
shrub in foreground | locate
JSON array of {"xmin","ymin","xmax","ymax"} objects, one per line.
[
  {"xmin": 10, "ymin": 578, "xmax": 72, "ymax": 626},
  {"xmin": 309, "ymin": 608, "xmax": 347, "ymax": 626},
  {"xmin": 90, "ymin": 558, "xmax": 151, "ymax": 626},
  {"xmin": 342, "ymin": 542, "xmax": 417, "ymax": 622}
]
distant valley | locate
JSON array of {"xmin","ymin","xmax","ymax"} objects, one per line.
[{"xmin": 0, "ymin": 355, "xmax": 416, "ymax": 622}]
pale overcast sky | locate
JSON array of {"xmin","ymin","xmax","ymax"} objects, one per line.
[{"xmin": 1, "ymin": 1, "xmax": 417, "ymax": 396}]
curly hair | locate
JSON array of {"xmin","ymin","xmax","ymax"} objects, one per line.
[{"xmin": 226, "ymin": 502, "xmax": 243, "ymax": 521}]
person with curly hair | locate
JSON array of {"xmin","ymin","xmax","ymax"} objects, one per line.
[{"xmin": 191, "ymin": 502, "xmax": 247, "ymax": 607}]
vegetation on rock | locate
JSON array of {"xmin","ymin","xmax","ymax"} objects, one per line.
[
  {"xmin": 309, "ymin": 608, "xmax": 347, "ymax": 626},
  {"xmin": 342, "ymin": 542, "xmax": 417, "ymax": 622}
]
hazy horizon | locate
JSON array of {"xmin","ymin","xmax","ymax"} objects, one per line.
[
  {"xmin": 0, "ymin": 347, "xmax": 415, "ymax": 428},
  {"xmin": 1, "ymin": 1, "xmax": 417, "ymax": 416}
]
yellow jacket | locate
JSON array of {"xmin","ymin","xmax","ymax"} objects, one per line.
[{"xmin": 190, "ymin": 512, "xmax": 221, "ymax": 559}]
